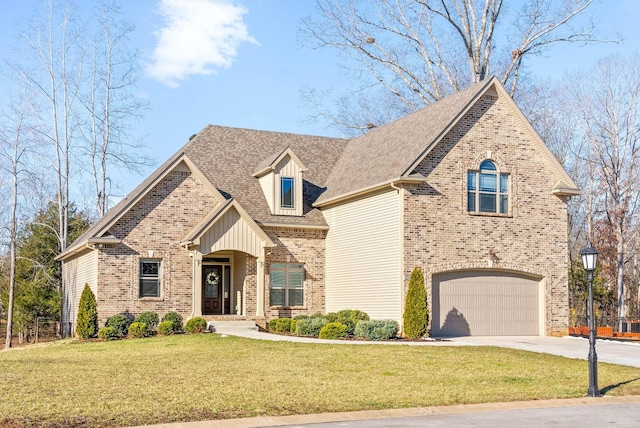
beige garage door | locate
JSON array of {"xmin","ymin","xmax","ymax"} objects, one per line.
[{"xmin": 432, "ymin": 270, "xmax": 540, "ymax": 336}]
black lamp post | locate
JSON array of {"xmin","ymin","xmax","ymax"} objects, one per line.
[{"xmin": 580, "ymin": 242, "xmax": 600, "ymax": 397}]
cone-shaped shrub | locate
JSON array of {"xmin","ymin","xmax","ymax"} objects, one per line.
[
  {"xmin": 403, "ymin": 267, "xmax": 428, "ymax": 339},
  {"xmin": 76, "ymin": 284, "xmax": 98, "ymax": 339}
]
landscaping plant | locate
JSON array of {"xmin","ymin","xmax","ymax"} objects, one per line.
[
  {"xmin": 403, "ymin": 267, "xmax": 428, "ymax": 339},
  {"xmin": 161, "ymin": 311, "xmax": 184, "ymax": 333},
  {"xmin": 318, "ymin": 322, "xmax": 348, "ymax": 339},
  {"xmin": 76, "ymin": 284, "xmax": 98, "ymax": 339},
  {"xmin": 184, "ymin": 317, "xmax": 208, "ymax": 334},
  {"xmin": 134, "ymin": 312, "xmax": 159, "ymax": 332}
]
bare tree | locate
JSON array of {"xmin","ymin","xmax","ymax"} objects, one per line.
[
  {"xmin": 0, "ymin": 87, "xmax": 35, "ymax": 349},
  {"xmin": 301, "ymin": 0, "xmax": 610, "ymax": 133},
  {"xmin": 571, "ymin": 54, "xmax": 640, "ymax": 331},
  {"xmin": 12, "ymin": 0, "xmax": 85, "ymax": 253},
  {"xmin": 82, "ymin": 0, "xmax": 149, "ymax": 217}
]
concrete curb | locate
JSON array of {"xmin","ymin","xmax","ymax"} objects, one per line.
[{"xmin": 128, "ymin": 395, "xmax": 640, "ymax": 428}]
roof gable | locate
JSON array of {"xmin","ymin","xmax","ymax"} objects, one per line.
[
  {"xmin": 316, "ymin": 77, "xmax": 578, "ymax": 205},
  {"xmin": 58, "ymin": 153, "xmax": 222, "ymax": 260},
  {"xmin": 252, "ymin": 146, "xmax": 308, "ymax": 178}
]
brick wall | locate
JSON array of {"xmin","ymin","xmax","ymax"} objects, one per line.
[
  {"xmin": 402, "ymin": 94, "xmax": 570, "ymax": 336},
  {"xmin": 263, "ymin": 227, "xmax": 326, "ymax": 321},
  {"xmin": 96, "ymin": 169, "xmax": 219, "ymax": 327}
]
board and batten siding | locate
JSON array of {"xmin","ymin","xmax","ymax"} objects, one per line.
[
  {"xmin": 198, "ymin": 207, "xmax": 264, "ymax": 257},
  {"xmin": 274, "ymin": 156, "xmax": 303, "ymax": 216},
  {"xmin": 324, "ymin": 190, "xmax": 403, "ymax": 323},
  {"xmin": 61, "ymin": 248, "xmax": 97, "ymax": 335}
]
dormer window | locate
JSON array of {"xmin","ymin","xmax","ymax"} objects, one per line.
[
  {"xmin": 280, "ymin": 177, "xmax": 295, "ymax": 209},
  {"xmin": 467, "ymin": 160, "xmax": 510, "ymax": 215},
  {"xmin": 253, "ymin": 146, "xmax": 307, "ymax": 216}
]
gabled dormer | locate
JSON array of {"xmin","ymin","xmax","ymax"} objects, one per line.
[{"xmin": 253, "ymin": 146, "xmax": 307, "ymax": 216}]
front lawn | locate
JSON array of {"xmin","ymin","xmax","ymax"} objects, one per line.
[{"xmin": 1, "ymin": 334, "xmax": 640, "ymax": 427}]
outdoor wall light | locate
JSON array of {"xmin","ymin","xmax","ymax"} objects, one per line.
[{"xmin": 580, "ymin": 242, "xmax": 600, "ymax": 397}]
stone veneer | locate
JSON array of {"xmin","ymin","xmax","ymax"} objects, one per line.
[
  {"xmin": 96, "ymin": 169, "xmax": 220, "ymax": 327},
  {"xmin": 402, "ymin": 94, "xmax": 570, "ymax": 336}
]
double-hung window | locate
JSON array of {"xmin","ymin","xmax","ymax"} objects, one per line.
[
  {"xmin": 139, "ymin": 259, "xmax": 161, "ymax": 297},
  {"xmin": 467, "ymin": 160, "xmax": 509, "ymax": 214},
  {"xmin": 269, "ymin": 263, "xmax": 304, "ymax": 306}
]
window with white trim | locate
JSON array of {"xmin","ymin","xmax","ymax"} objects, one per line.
[
  {"xmin": 467, "ymin": 160, "xmax": 509, "ymax": 214},
  {"xmin": 269, "ymin": 262, "xmax": 304, "ymax": 306},
  {"xmin": 139, "ymin": 259, "xmax": 161, "ymax": 297},
  {"xmin": 280, "ymin": 177, "xmax": 294, "ymax": 209}
]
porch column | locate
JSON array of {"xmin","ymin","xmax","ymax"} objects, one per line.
[
  {"xmin": 256, "ymin": 256, "xmax": 265, "ymax": 317},
  {"xmin": 192, "ymin": 251, "xmax": 203, "ymax": 317}
]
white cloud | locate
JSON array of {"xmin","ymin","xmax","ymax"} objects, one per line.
[{"xmin": 147, "ymin": 0, "xmax": 257, "ymax": 87}]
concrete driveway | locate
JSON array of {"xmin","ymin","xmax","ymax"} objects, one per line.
[
  {"xmin": 212, "ymin": 324, "xmax": 640, "ymax": 368},
  {"xmin": 446, "ymin": 335, "xmax": 640, "ymax": 368}
]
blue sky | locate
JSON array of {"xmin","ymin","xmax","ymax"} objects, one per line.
[{"xmin": 1, "ymin": 0, "xmax": 639, "ymax": 198}]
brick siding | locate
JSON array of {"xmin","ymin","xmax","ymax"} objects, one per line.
[{"xmin": 402, "ymin": 94, "xmax": 569, "ymax": 336}]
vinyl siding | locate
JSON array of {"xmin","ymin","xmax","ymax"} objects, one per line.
[
  {"xmin": 324, "ymin": 190, "xmax": 403, "ymax": 322},
  {"xmin": 198, "ymin": 207, "xmax": 264, "ymax": 257},
  {"xmin": 61, "ymin": 249, "xmax": 97, "ymax": 336}
]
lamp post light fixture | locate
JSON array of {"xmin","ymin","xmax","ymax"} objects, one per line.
[{"xmin": 581, "ymin": 242, "xmax": 600, "ymax": 397}]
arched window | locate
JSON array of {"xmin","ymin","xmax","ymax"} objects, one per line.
[{"xmin": 467, "ymin": 160, "xmax": 509, "ymax": 214}]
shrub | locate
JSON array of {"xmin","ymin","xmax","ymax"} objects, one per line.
[
  {"xmin": 323, "ymin": 312, "xmax": 339, "ymax": 323},
  {"xmin": 319, "ymin": 322, "xmax": 348, "ymax": 339},
  {"xmin": 354, "ymin": 320, "xmax": 399, "ymax": 340},
  {"xmin": 290, "ymin": 319, "xmax": 297, "ymax": 334},
  {"xmin": 105, "ymin": 313, "xmax": 133, "ymax": 338},
  {"xmin": 98, "ymin": 326, "xmax": 119, "ymax": 341},
  {"xmin": 134, "ymin": 312, "xmax": 159, "ymax": 332},
  {"xmin": 293, "ymin": 314, "xmax": 309, "ymax": 320},
  {"xmin": 403, "ymin": 267, "xmax": 429, "ymax": 339},
  {"xmin": 128, "ymin": 322, "xmax": 151, "ymax": 339},
  {"xmin": 269, "ymin": 318, "xmax": 293, "ymax": 334},
  {"xmin": 295, "ymin": 317, "xmax": 328, "ymax": 337},
  {"xmin": 157, "ymin": 321, "xmax": 174, "ymax": 336},
  {"xmin": 335, "ymin": 309, "xmax": 370, "ymax": 335},
  {"xmin": 185, "ymin": 317, "xmax": 208, "ymax": 334},
  {"xmin": 162, "ymin": 311, "xmax": 183, "ymax": 333},
  {"xmin": 76, "ymin": 284, "xmax": 98, "ymax": 339}
]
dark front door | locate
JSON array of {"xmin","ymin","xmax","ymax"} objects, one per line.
[{"xmin": 203, "ymin": 265, "xmax": 223, "ymax": 315}]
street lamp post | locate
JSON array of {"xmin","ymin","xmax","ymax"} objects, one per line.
[{"xmin": 581, "ymin": 242, "xmax": 600, "ymax": 397}]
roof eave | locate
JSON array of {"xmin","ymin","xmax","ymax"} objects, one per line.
[{"xmin": 314, "ymin": 175, "xmax": 426, "ymax": 208}]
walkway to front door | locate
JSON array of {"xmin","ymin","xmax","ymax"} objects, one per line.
[{"xmin": 202, "ymin": 264, "xmax": 231, "ymax": 315}]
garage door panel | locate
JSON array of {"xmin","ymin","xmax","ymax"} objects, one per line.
[{"xmin": 432, "ymin": 270, "xmax": 540, "ymax": 336}]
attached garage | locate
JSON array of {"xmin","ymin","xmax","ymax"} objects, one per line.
[{"xmin": 431, "ymin": 270, "xmax": 543, "ymax": 336}]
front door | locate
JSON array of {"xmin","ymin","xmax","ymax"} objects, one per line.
[{"xmin": 202, "ymin": 265, "xmax": 223, "ymax": 315}]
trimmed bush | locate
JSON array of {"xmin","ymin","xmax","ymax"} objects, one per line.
[
  {"xmin": 157, "ymin": 321, "xmax": 174, "ymax": 336},
  {"xmin": 319, "ymin": 322, "xmax": 348, "ymax": 339},
  {"xmin": 268, "ymin": 318, "xmax": 293, "ymax": 334},
  {"xmin": 323, "ymin": 312, "xmax": 339, "ymax": 323},
  {"xmin": 161, "ymin": 311, "xmax": 184, "ymax": 333},
  {"xmin": 335, "ymin": 309, "xmax": 370, "ymax": 335},
  {"xmin": 128, "ymin": 322, "xmax": 151, "ymax": 339},
  {"xmin": 354, "ymin": 320, "xmax": 399, "ymax": 340},
  {"xmin": 295, "ymin": 317, "xmax": 328, "ymax": 337},
  {"xmin": 76, "ymin": 284, "xmax": 98, "ymax": 339},
  {"xmin": 134, "ymin": 312, "xmax": 159, "ymax": 332},
  {"xmin": 293, "ymin": 314, "xmax": 309, "ymax": 320},
  {"xmin": 403, "ymin": 267, "xmax": 429, "ymax": 339},
  {"xmin": 290, "ymin": 319, "xmax": 297, "ymax": 334},
  {"xmin": 185, "ymin": 317, "xmax": 208, "ymax": 334},
  {"xmin": 98, "ymin": 326, "xmax": 119, "ymax": 341},
  {"xmin": 105, "ymin": 313, "xmax": 133, "ymax": 338}
]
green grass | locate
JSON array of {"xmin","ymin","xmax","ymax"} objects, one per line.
[{"xmin": 1, "ymin": 334, "xmax": 640, "ymax": 427}]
